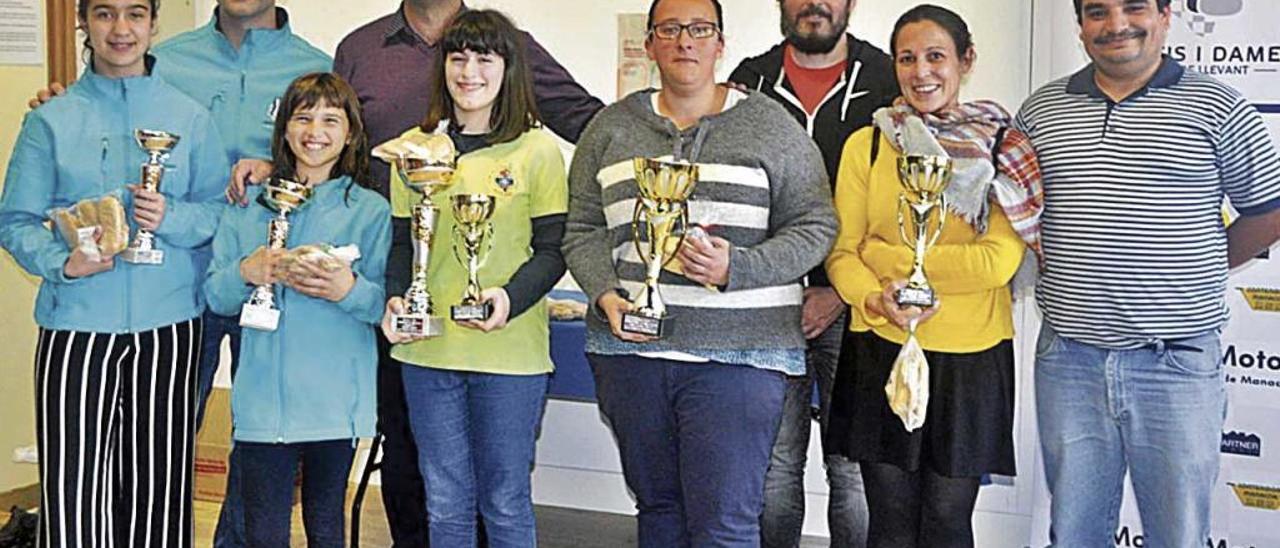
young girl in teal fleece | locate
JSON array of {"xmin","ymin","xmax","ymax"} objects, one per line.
[{"xmin": 203, "ymin": 72, "xmax": 390, "ymax": 547}]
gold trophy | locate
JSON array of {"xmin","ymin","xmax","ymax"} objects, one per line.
[
  {"xmin": 387, "ymin": 138, "xmax": 457, "ymax": 338},
  {"xmin": 885, "ymin": 155, "xmax": 953, "ymax": 432},
  {"xmin": 121, "ymin": 129, "xmax": 180, "ymax": 265},
  {"xmin": 894, "ymin": 155, "xmax": 954, "ymax": 309},
  {"xmin": 621, "ymin": 158, "xmax": 699, "ymax": 338},
  {"xmin": 239, "ymin": 178, "xmax": 314, "ymax": 332},
  {"xmin": 449, "ymin": 194, "xmax": 497, "ymax": 322}
]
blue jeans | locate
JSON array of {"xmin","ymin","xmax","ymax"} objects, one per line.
[
  {"xmin": 401, "ymin": 364, "xmax": 548, "ymax": 548},
  {"xmin": 762, "ymin": 315, "xmax": 867, "ymax": 548},
  {"xmin": 1035, "ymin": 323, "xmax": 1226, "ymax": 548},
  {"xmin": 590, "ymin": 354, "xmax": 787, "ymax": 548},
  {"xmin": 238, "ymin": 440, "xmax": 356, "ymax": 548},
  {"xmin": 195, "ymin": 310, "xmax": 246, "ymax": 548}
]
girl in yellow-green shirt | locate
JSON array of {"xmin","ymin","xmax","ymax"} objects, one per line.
[{"xmin": 377, "ymin": 10, "xmax": 566, "ymax": 547}]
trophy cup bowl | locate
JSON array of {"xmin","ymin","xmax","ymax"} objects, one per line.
[
  {"xmin": 389, "ymin": 137, "xmax": 458, "ymax": 338},
  {"xmin": 449, "ymin": 193, "xmax": 497, "ymax": 322},
  {"xmin": 240, "ymin": 178, "xmax": 314, "ymax": 331},
  {"xmin": 121, "ymin": 129, "xmax": 181, "ymax": 265},
  {"xmin": 262, "ymin": 177, "xmax": 314, "ymax": 215},
  {"xmin": 894, "ymin": 155, "xmax": 954, "ymax": 309},
  {"xmin": 621, "ymin": 158, "xmax": 699, "ymax": 338}
]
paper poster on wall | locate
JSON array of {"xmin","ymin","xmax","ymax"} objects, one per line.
[
  {"xmin": 617, "ymin": 13, "xmax": 657, "ymax": 100},
  {"xmin": 1166, "ymin": 0, "xmax": 1280, "ymax": 139},
  {"xmin": 0, "ymin": 0, "xmax": 43, "ymax": 66}
]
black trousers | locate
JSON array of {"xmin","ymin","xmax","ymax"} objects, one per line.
[{"xmin": 35, "ymin": 318, "xmax": 201, "ymax": 548}]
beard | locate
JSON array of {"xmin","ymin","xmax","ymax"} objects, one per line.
[{"xmin": 781, "ymin": 3, "xmax": 850, "ymax": 54}]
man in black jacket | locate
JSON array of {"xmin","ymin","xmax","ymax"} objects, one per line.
[{"xmin": 728, "ymin": 1, "xmax": 897, "ymax": 546}]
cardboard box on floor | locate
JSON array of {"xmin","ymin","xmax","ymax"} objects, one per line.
[{"xmin": 194, "ymin": 388, "xmax": 299, "ymax": 504}]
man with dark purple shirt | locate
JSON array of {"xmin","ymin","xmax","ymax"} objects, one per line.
[{"xmin": 334, "ymin": 2, "xmax": 602, "ymax": 544}]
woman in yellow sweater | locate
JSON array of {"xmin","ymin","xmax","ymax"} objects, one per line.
[{"xmin": 824, "ymin": 5, "xmax": 1042, "ymax": 548}]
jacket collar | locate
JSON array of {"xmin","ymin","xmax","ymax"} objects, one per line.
[
  {"xmin": 208, "ymin": 6, "xmax": 293, "ymax": 55},
  {"xmin": 1066, "ymin": 55, "xmax": 1184, "ymax": 102},
  {"xmin": 80, "ymin": 54, "xmax": 159, "ymax": 99}
]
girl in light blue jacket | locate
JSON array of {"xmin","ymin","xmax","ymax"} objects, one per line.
[
  {"xmin": 0, "ymin": 0, "xmax": 226, "ymax": 545},
  {"xmin": 203, "ymin": 72, "xmax": 390, "ymax": 548}
]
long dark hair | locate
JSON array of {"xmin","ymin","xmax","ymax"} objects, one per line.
[
  {"xmin": 270, "ymin": 72, "xmax": 372, "ymax": 194},
  {"xmin": 77, "ymin": 0, "xmax": 161, "ymax": 63},
  {"xmin": 421, "ymin": 9, "xmax": 541, "ymax": 145}
]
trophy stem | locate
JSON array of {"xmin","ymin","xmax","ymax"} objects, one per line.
[{"xmin": 393, "ymin": 195, "xmax": 446, "ymax": 337}]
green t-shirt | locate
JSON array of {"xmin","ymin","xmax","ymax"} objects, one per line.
[{"xmin": 389, "ymin": 127, "xmax": 568, "ymax": 375}]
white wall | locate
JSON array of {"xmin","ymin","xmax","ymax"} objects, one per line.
[{"xmin": 194, "ymin": 0, "xmax": 1039, "ymax": 542}]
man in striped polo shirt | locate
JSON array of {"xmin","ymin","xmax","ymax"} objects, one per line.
[{"xmin": 1016, "ymin": 0, "xmax": 1280, "ymax": 545}]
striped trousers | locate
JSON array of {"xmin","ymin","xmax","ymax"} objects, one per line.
[{"xmin": 35, "ymin": 318, "xmax": 202, "ymax": 548}]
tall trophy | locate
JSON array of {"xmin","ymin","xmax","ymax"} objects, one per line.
[
  {"xmin": 449, "ymin": 193, "xmax": 497, "ymax": 322},
  {"xmin": 240, "ymin": 178, "xmax": 314, "ymax": 331},
  {"xmin": 387, "ymin": 137, "xmax": 458, "ymax": 337},
  {"xmin": 894, "ymin": 155, "xmax": 954, "ymax": 309},
  {"xmin": 620, "ymin": 158, "xmax": 699, "ymax": 338},
  {"xmin": 121, "ymin": 129, "xmax": 180, "ymax": 265},
  {"xmin": 885, "ymin": 154, "xmax": 953, "ymax": 432}
]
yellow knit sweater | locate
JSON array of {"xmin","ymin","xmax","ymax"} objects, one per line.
[{"xmin": 826, "ymin": 127, "xmax": 1025, "ymax": 353}]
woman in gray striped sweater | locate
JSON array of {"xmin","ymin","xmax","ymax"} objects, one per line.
[{"xmin": 561, "ymin": 0, "xmax": 836, "ymax": 544}]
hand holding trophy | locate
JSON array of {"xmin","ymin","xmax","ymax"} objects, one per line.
[
  {"xmin": 121, "ymin": 129, "xmax": 179, "ymax": 265},
  {"xmin": 885, "ymin": 154, "xmax": 953, "ymax": 431},
  {"xmin": 375, "ymin": 133, "xmax": 458, "ymax": 338},
  {"xmin": 620, "ymin": 158, "xmax": 699, "ymax": 339},
  {"xmin": 240, "ymin": 178, "xmax": 314, "ymax": 331},
  {"xmin": 449, "ymin": 193, "xmax": 497, "ymax": 322}
]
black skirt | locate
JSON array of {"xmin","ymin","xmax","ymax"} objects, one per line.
[{"xmin": 826, "ymin": 330, "xmax": 1016, "ymax": 478}]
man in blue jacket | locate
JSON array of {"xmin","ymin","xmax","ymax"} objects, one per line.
[{"xmin": 34, "ymin": 2, "xmax": 332, "ymax": 546}]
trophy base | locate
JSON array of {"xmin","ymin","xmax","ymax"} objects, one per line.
[
  {"xmin": 621, "ymin": 311, "xmax": 665, "ymax": 338},
  {"xmin": 240, "ymin": 304, "xmax": 280, "ymax": 331},
  {"xmin": 120, "ymin": 248, "xmax": 164, "ymax": 265},
  {"xmin": 392, "ymin": 313, "xmax": 444, "ymax": 338},
  {"xmin": 451, "ymin": 302, "xmax": 493, "ymax": 322},
  {"xmin": 895, "ymin": 286, "xmax": 936, "ymax": 308}
]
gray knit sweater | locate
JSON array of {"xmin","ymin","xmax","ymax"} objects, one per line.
[{"xmin": 563, "ymin": 89, "xmax": 836, "ymax": 355}]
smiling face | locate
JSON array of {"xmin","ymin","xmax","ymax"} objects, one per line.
[
  {"xmin": 81, "ymin": 0, "xmax": 155, "ymax": 78},
  {"xmin": 893, "ymin": 19, "xmax": 972, "ymax": 115},
  {"xmin": 645, "ymin": 0, "xmax": 724, "ymax": 92},
  {"xmin": 285, "ymin": 99, "xmax": 351, "ymax": 184},
  {"xmin": 445, "ymin": 49, "xmax": 505, "ymax": 132},
  {"xmin": 779, "ymin": 0, "xmax": 852, "ymax": 54},
  {"xmin": 1078, "ymin": 0, "xmax": 1170, "ymax": 80}
]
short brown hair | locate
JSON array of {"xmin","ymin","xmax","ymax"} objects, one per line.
[
  {"xmin": 422, "ymin": 9, "xmax": 541, "ymax": 145},
  {"xmin": 270, "ymin": 72, "xmax": 372, "ymax": 191},
  {"xmin": 1073, "ymin": 0, "xmax": 1171, "ymax": 24}
]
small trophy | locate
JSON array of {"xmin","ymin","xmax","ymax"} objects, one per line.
[
  {"xmin": 239, "ymin": 178, "xmax": 314, "ymax": 331},
  {"xmin": 121, "ymin": 129, "xmax": 180, "ymax": 265},
  {"xmin": 621, "ymin": 158, "xmax": 699, "ymax": 338},
  {"xmin": 389, "ymin": 142, "xmax": 457, "ymax": 337},
  {"xmin": 449, "ymin": 193, "xmax": 497, "ymax": 322},
  {"xmin": 894, "ymin": 155, "xmax": 954, "ymax": 309}
]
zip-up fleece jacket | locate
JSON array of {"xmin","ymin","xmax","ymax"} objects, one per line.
[
  {"xmin": 728, "ymin": 35, "xmax": 897, "ymax": 286},
  {"xmin": 152, "ymin": 7, "xmax": 332, "ymax": 164},
  {"xmin": 0, "ymin": 64, "xmax": 228, "ymax": 333},
  {"xmin": 563, "ymin": 90, "xmax": 836, "ymax": 358},
  {"xmin": 204, "ymin": 178, "xmax": 391, "ymax": 443}
]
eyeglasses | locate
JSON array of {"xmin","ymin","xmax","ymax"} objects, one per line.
[{"xmin": 649, "ymin": 21, "xmax": 721, "ymax": 41}]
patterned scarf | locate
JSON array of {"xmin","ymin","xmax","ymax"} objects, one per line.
[{"xmin": 872, "ymin": 99, "xmax": 1044, "ymax": 263}]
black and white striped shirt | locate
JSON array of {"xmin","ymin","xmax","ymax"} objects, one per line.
[{"xmin": 1016, "ymin": 58, "xmax": 1280, "ymax": 348}]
